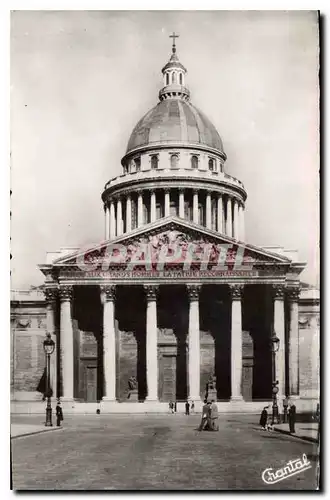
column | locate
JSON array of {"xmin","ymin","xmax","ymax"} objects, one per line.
[
  {"xmin": 44, "ymin": 288, "xmax": 58, "ymax": 398},
  {"xmin": 144, "ymin": 285, "xmax": 158, "ymax": 401},
  {"xmin": 217, "ymin": 194, "xmax": 223, "ymax": 234},
  {"xmin": 110, "ymin": 200, "xmax": 116, "ymax": 239},
  {"xmin": 239, "ymin": 203, "xmax": 245, "ymax": 242},
  {"xmin": 226, "ymin": 197, "xmax": 233, "ymax": 237},
  {"xmin": 193, "ymin": 190, "xmax": 199, "ymax": 224},
  {"xmin": 179, "ymin": 188, "xmax": 185, "ymax": 219},
  {"xmin": 287, "ymin": 287, "xmax": 300, "ymax": 397},
  {"xmin": 187, "ymin": 284, "xmax": 201, "ymax": 401},
  {"xmin": 233, "ymin": 199, "xmax": 239, "ymax": 240},
  {"xmin": 100, "ymin": 285, "xmax": 116, "ymax": 401},
  {"xmin": 273, "ymin": 285, "xmax": 286, "ymax": 399},
  {"xmin": 104, "ymin": 203, "xmax": 110, "ymax": 240},
  {"xmin": 206, "ymin": 192, "xmax": 212, "ymax": 229},
  {"xmin": 137, "ymin": 192, "xmax": 143, "ymax": 228},
  {"xmin": 230, "ymin": 284, "xmax": 243, "ymax": 400},
  {"xmin": 126, "ymin": 195, "xmax": 132, "ymax": 233},
  {"xmin": 116, "ymin": 197, "xmax": 123, "ymax": 236},
  {"xmin": 164, "ymin": 189, "xmax": 170, "ymax": 217},
  {"xmin": 150, "ymin": 190, "xmax": 156, "ymax": 223},
  {"xmin": 59, "ymin": 285, "xmax": 74, "ymax": 401}
]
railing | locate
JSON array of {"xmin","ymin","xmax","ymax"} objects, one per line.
[{"xmin": 104, "ymin": 168, "xmax": 245, "ymax": 192}]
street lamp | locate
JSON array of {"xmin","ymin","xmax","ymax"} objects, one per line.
[
  {"xmin": 270, "ymin": 334, "xmax": 280, "ymax": 425},
  {"xmin": 43, "ymin": 332, "xmax": 55, "ymax": 427}
]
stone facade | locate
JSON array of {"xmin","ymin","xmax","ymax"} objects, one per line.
[{"xmin": 11, "ymin": 284, "xmax": 320, "ymax": 410}]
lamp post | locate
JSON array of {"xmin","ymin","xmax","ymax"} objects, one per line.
[
  {"xmin": 43, "ymin": 332, "xmax": 55, "ymax": 427},
  {"xmin": 270, "ymin": 334, "xmax": 280, "ymax": 425}
]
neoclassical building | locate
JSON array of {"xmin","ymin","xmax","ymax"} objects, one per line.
[{"xmin": 11, "ymin": 38, "xmax": 320, "ymax": 413}]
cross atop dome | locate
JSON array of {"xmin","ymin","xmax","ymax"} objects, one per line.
[
  {"xmin": 159, "ymin": 32, "xmax": 189, "ymax": 101},
  {"xmin": 169, "ymin": 32, "xmax": 179, "ymax": 53}
]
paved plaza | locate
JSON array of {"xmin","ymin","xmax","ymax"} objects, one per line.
[{"xmin": 11, "ymin": 414, "xmax": 319, "ymax": 490}]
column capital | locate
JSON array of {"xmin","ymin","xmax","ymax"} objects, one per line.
[
  {"xmin": 164, "ymin": 187, "xmax": 170, "ymax": 194},
  {"xmin": 287, "ymin": 287, "xmax": 301, "ymax": 302},
  {"xmin": 187, "ymin": 284, "xmax": 201, "ymax": 301},
  {"xmin": 272, "ymin": 284, "xmax": 285, "ymax": 300},
  {"xmin": 144, "ymin": 285, "xmax": 159, "ymax": 301},
  {"xmin": 59, "ymin": 285, "xmax": 73, "ymax": 302},
  {"xmin": 193, "ymin": 188, "xmax": 199, "ymax": 194},
  {"xmin": 178, "ymin": 187, "xmax": 185, "ymax": 193},
  {"xmin": 100, "ymin": 284, "xmax": 116, "ymax": 301},
  {"xmin": 229, "ymin": 284, "xmax": 244, "ymax": 299},
  {"xmin": 44, "ymin": 287, "xmax": 58, "ymax": 304}
]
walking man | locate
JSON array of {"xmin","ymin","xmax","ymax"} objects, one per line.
[
  {"xmin": 56, "ymin": 399, "xmax": 63, "ymax": 427},
  {"xmin": 283, "ymin": 396, "xmax": 289, "ymax": 423},
  {"xmin": 209, "ymin": 400, "xmax": 219, "ymax": 431},
  {"xmin": 185, "ymin": 400, "xmax": 190, "ymax": 416},
  {"xmin": 288, "ymin": 403, "xmax": 296, "ymax": 434},
  {"xmin": 198, "ymin": 400, "xmax": 210, "ymax": 431}
]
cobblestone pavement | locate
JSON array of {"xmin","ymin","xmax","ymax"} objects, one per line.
[{"xmin": 11, "ymin": 414, "xmax": 319, "ymax": 490}]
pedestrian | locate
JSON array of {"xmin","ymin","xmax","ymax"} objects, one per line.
[
  {"xmin": 191, "ymin": 401, "xmax": 195, "ymax": 413},
  {"xmin": 185, "ymin": 400, "xmax": 190, "ymax": 416},
  {"xmin": 259, "ymin": 406, "xmax": 268, "ymax": 430},
  {"xmin": 169, "ymin": 401, "xmax": 173, "ymax": 414},
  {"xmin": 198, "ymin": 400, "xmax": 210, "ymax": 431},
  {"xmin": 288, "ymin": 403, "xmax": 296, "ymax": 434},
  {"xmin": 56, "ymin": 399, "xmax": 63, "ymax": 427},
  {"xmin": 209, "ymin": 400, "xmax": 219, "ymax": 431},
  {"xmin": 283, "ymin": 396, "xmax": 289, "ymax": 423},
  {"xmin": 174, "ymin": 401, "xmax": 177, "ymax": 413}
]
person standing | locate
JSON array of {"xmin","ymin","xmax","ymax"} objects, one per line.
[
  {"xmin": 198, "ymin": 400, "xmax": 210, "ymax": 431},
  {"xmin": 288, "ymin": 403, "xmax": 296, "ymax": 434},
  {"xmin": 185, "ymin": 401, "xmax": 190, "ymax": 416},
  {"xmin": 210, "ymin": 400, "xmax": 219, "ymax": 431},
  {"xmin": 283, "ymin": 396, "xmax": 289, "ymax": 423},
  {"xmin": 259, "ymin": 406, "xmax": 268, "ymax": 430},
  {"xmin": 174, "ymin": 401, "xmax": 177, "ymax": 413},
  {"xmin": 56, "ymin": 400, "xmax": 63, "ymax": 427},
  {"xmin": 191, "ymin": 401, "xmax": 195, "ymax": 413}
]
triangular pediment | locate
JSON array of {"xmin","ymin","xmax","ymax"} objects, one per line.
[{"xmin": 50, "ymin": 216, "xmax": 292, "ymax": 271}]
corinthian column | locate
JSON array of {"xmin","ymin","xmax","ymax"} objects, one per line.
[
  {"xmin": 59, "ymin": 285, "xmax": 74, "ymax": 401},
  {"xmin": 126, "ymin": 195, "xmax": 132, "ymax": 233},
  {"xmin": 179, "ymin": 188, "xmax": 185, "ymax": 219},
  {"xmin": 233, "ymin": 199, "xmax": 239, "ymax": 240},
  {"xmin": 104, "ymin": 203, "xmax": 110, "ymax": 240},
  {"xmin": 187, "ymin": 284, "xmax": 201, "ymax": 401},
  {"xmin": 206, "ymin": 192, "xmax": 212, "ymax": 229},
  {"xmin": 100, "ymin": 285, "xmax": 116, "ymax": 401},
  {"xmin": 137, "ymin": 192, "xmax": 143, "ymax": 228},
  {"xmin": 110, "ymin": 201, "xmax": 116, "ymax": 239},
  {"xmin": 144, "ymin": 285, "xmax": 159, "ymax": 401},
  {"xmin": 287, "ymin": 287, "xmax": 300, "ymax": 397},
  {"xmin": 116, "ymin": 198, "xmax": 123, "ymax": 236},
  {"xmin": 44, "ymin": 288, "xmax": 58, "ymax": 399},
  {"xmin": 217, "ymin": 194, "xmax": 223, "ymax": 234},
  {"xmin": 226, "ymin": 197, "xmax": 233, "ymax": 237},
  {"xmin": 150, "ymin": 190, "xmax": 156, "ymax": 223},
  {"xmin": 193, "ymin": 190, "xmax": 199, "ymax": 224},
  {"xmin": 273, "ymin": 285, "xmax": 286, "ymax": 399},
  {"xmin": 230, "ymin": 284, "xmax": 243, "ymax": 400},
  {"xmin": 164, "ymin": 189, "xmax": 170, "ymax": 217}
]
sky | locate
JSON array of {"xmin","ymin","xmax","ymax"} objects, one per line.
[{"xmin": 10, "ymin": 10, "xmax": 319, "ymax": 288}]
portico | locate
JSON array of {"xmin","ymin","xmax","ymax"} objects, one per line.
[{"xmin": 41, "ymin": 217, "xmax": 303, "ymax": 407}]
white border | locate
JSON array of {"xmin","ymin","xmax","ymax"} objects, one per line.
[{"xmin": 2, "ymin": 2, "xmax": 326, "ymax": 498}]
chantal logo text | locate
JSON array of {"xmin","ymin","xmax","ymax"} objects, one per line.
[{"xmin": 262, "ymin": 454, "xmax": 312, "ymax": 484}]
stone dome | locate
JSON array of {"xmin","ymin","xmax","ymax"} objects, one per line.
[{"xmin": 126, "ymin": 99, "xmax": 224, "ymax": 155}]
